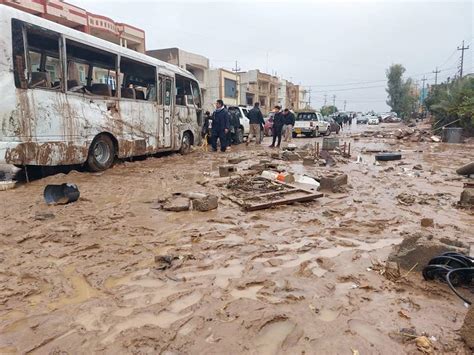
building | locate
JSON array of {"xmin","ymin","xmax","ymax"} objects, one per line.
[
  {"xmin": 147, "ymin": 48, "xmax": 209, "ymax": 104},
  {"xmin": 278, "ymin": 79, "xmax": 299, "ymax": 110},
  {"xmin": 239, "ymin": 69, "xmax": 279, "ymax": 114},
  {"xmin": 1, "ymin": 0, "xmax": 146, "ymax": 52},
  {"xmin": 298, "ymin": 87, "xmax": 310, "ymax": 110},
  {"xmin": 205, "ymin": 68, "xmax": 240, "ymax": 111}
]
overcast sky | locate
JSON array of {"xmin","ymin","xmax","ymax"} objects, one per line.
[{"xmin": 70, "ymin": 0, "xmax": 472, "ymax": 112}]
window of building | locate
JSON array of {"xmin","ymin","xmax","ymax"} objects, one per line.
[
  {"xmin": 120, "ymin": 57, "xmax": 156, "ymax": 101},
  {"xmin": 65, "ymin": 39, "xmax": 117, "ymax": 96},
  {"xmin": 224, "ymin": 78, "xmax": 237, "ymax": 98}
]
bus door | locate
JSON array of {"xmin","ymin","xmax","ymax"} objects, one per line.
[{"xmin": 159, "ymin": 75, "xmax": 173, "ymax": 148}]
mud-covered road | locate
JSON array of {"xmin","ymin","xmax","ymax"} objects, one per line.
[{"xmin": 1, "ymin": 121, "xmax": 473, "ymax": 354}]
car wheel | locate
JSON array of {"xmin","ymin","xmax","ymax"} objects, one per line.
[
  {"xmin": 87, "ymin": 134, "xmax": 115, "ymax": 172},
  {"xmin": 375, "ymin": 152, "xmax": 402, "ymax": 161},
  {"xmin": 234, "ymin": 128, "xmax": 244, "ymax": 144},
  {"xmin": 180, "ymin": 132, "xmax": 192, "ymax": 155}
]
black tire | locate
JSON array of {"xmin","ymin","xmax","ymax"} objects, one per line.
[
  {"xmin": 375, "ymin": 152, "xmax": 402, "ymax": 161},
  {"xmin": 180, "ymin": 132, "xmax": 192, "ymax": 155},
  {"xmin": 87, "ymin": 134, "xmax": 115, "ymax": 172},
  {"xmin": 234, "ymin": 128, "xmax": 244, "ymax": 144},
  {"xmin": 292, "ymin": 132, "xmax": 297, "ymax": 138},
  {"xmin": 304, "ymin": 133, "xmax": 312, "ymax": 138}
]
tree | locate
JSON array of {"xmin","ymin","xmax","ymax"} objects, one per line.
[
  {"xmin": 386, "ymin": 64, "xmax": 415, "ymax": 119},
  {"xmin": 320, "ymin": 105, "xmax": 338, "ymax": 117}
]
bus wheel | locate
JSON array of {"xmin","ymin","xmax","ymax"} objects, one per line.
[
  {"xmin": 180, "ymin": 132, "xmax": 192, "ymax": 155},
  {"xmin": 87, "ymin": 134, "xmax": 115, "ymax": 172}
]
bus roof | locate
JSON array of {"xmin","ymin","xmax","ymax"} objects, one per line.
[{"xmin": 0, "ymin": 4, "xmax": 197, "ymax": 81}]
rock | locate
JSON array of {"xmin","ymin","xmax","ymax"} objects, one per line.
[
  {"xmin": 461, "ymin": 306, "xmax": 474, "ymax": 349},
  {"xmin": 282, "ymin": 151, "xmax": 300, "ymax": 161},
  {"xmin": 303, "ymin": 158, "xmax": 315, "ymax": 166},
  {"xmin": 456, "ymin": 162, "xmax": 474, "ymax": 176},
  {"xmin": 387, "ymin": 233, "xmax": 468, "ymax": 271},
  {"xmin": 460, "ymin": 188, "xmax": 474, "ymax": 206},
  {"xmin": 413, "ymin": 164, "xmax": 423, "ymax": 170},
  {"xmin": 319, "ymin": 173, "xmax": 348, "ymax": 192},
  {"xmin": 219, "ymin": 165, "xmax": 236, "ymax": 177},
  {"xmin": 191, "ymin": 194, "xmax": 218, "ymax": 212},
  {"xmin": 420, "ymin": 218, "xmax": 434, "ymax": 228},
  {"xmin": 318, "ymin": 159, "xmax": 327, "ymax": 166},
  {"xmin": 430, "ymin": 135, "xmax": 441, "ymax": 143},
  {"xmin": 163, "ymin": 197, "xmax": 190, "ymax": 212},
  {"xmin": 228, "ymin": 156, "xmax": 247, "ymax": 164}
]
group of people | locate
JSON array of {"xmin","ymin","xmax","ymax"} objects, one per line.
[{"xmin": 202, "ymin": 99, "xmax": 296, "ymax": 152}]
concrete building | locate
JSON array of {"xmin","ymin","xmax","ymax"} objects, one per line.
[
  {"xmin": 1, "ymin": 0, "xmax": 146, "ymax": 52},
  {"xmin": 147, "ymin": 48, "xmax": 210, "ymax": 104},
  {"xmin": 239, "ymin": 69, "xmax": 279, "ymax": 114},
  {"xmin": 298, "ymin": 87, "xmax": 310, "ymax": 110},
  {"xmin": 205, "ymin": 68, "xmax": 240, "ymax": 111},
  {"xmin": 278, "ymin": 79, "xmax": 299, "ymax": 110}
]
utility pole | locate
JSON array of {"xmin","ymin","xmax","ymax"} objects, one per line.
[
  {"xmin": 308, "ymin": 87, "xmax": 312, "ymax": 108},
  {"xmin": 420, "ymin": 76, "xmax": 427, "ymax": 113},
  {"xmin": 457, "ymin": 40, "xmax": 470, "ymax": 78},
  {"xmin": 332, "ymin": 94, "xmax": 336, "ymax": 114},
  {"xmin": 343, "ymin": 100, "xmax": 347, "ymax": 111},
  {"xmin": 323, "ymin": 93, "xmax": 327, "ymax": 106},
  {"xmin": 432, "ymin": 67, "xmax": 440, "ymax": 85},
  {"xmin": 232, "ymin": 61, "xmax": 241, "ymax": 73}
]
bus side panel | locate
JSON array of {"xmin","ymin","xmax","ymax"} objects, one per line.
[
  {"xmin": 3, "ymin": 89, "xmax": 90, "ymax": 166},
  {"xmin": 174, "ymin": 105, "xmax": 200, "ymax": 150},
  {"xmin": 116, "ymin": 100, "xmax": 160, "ymax": 157}
]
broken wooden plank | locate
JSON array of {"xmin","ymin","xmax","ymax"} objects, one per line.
[{"xmin": 243, "ymin": 192, "xmax": 324, "ymax": 211}]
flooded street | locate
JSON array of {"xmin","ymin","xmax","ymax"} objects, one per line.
[{"xmin": 0, "ymin": 122, "xmax": 473, "ymax": 354}]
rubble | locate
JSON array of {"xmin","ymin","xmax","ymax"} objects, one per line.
[
  {"xmin": 319, "ymin": 173, "xmax": 348, "ymax": 192},
  {"xmin": 456, "ymin": 162, "xmax": 474, "ymax": 176},
  {"xmin": 191, "ymin": 194, "xmax": 219, "ymax": 212},
  {"xmin": 219, "ymin": 165, "xmax": 236, "ymax": 177},
  {"xmin": 420, "ymin": 218, "xmax": 434, "ymax": 228},
  {"xmin": 163, "ymin": 196, "xmax": 191, "ymax": 211},
  {"xmin": 162, "ymin": 192, "xmax": 218, "ymax": 212},
  {"xmin": 461, "ymin": 306, "xmax": 474, "ymax": 349},
  {"xmin": 459, "ymin": 188, "xmax": 474, "ymax": 207}
]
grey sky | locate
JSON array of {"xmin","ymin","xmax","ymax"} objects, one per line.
[{"xmin": 70, "ymin": 0, "xmax": 472, "ymax": 112}]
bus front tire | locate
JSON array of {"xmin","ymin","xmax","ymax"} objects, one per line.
[
  {"xmin": 180, "ymin": 132, "xmax": 192, "ymax": 155},
  {"xmin": 87, "ymin": 135, "xmax": 115, "ymax": 172}
]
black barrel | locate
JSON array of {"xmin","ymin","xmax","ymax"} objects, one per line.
[{"xmin": 44, "ymin": 183, "xmax": 80, "ymax": 205}]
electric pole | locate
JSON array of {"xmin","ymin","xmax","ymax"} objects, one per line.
[
  {"xmin": 420, "ymin": 76, "xmax": 427, "ymax": 113},
  {"xmin": 432, "ymin": 67, "xmax": 440, "ymax": 85},
  {"xmin": 457, "ymin": 40, "xmax": 470, "ymax": 78},
  {"xmin": 232, "ymin": 61, "xmax": 241, "ymax": 73},
  {"xmin": 323, "ymin": 93, "xmax": 327, "ymax": 106},
  {"xmin": 308, "ymin": 87, "xmax": 312, "ymax": 109},
  {"xmin": 343, "ymin": 100, "xmax": 347, "ymax": 111},
  {"xmin": 332, "ymin": 94, "xmax": 336, "ymax": 114}
]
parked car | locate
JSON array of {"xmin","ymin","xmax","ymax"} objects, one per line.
[
  {"xmin": 356, "ymin": 115, "xmax": 368, "ymax": 124},
  {"xmin": 227, "ymin": 105, "xmax": 264, "ymax": 143},
  {"xmin": 323, "ymin": 116, "xmax": 340, "ymax": 134},
  {"xmin": 293, "ymin": 110, "xmax": 329, "ymax": 137},
  {"xmin": 264, "ymin": 112, "xmax": 274, "ymax": 136},
  {"xmin": 368, "ymin": 116, "xmax": 379, "ymax": 125}
]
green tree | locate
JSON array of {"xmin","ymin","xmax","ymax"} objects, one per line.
[
  {"xmin": 386, "ymin": 64, "xmax": 415, "ymax": 119},
  {"xmin": 320, "ymin": 105, "xmax": 338, "ymax": 116}
]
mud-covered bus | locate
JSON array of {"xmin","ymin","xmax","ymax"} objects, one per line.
[{"xmin": 0, "ymin": 5, "xmax": 202, "ymax": 171}]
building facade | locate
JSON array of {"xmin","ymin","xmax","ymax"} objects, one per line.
[
  {"xmin": 278, "ymin": 79, "xmax": 299, "ymax": 110},
  {"xmin": 298, "ymin": 87, "xmax": 310, "ymax": 110},
  {"xmin": 204, "ymin": 68, "xmax": 240, "ymax": 111},
  {"xmin": 239, "ymin": 70, "xmax": 279, "ymax": 114},
  {"xmin": 1, "ymin": 0, "xmax": 146, "ymax": 52},
  {"xmin": 147, "ymin": 48, "xmax": 209, "ymax": 105}
]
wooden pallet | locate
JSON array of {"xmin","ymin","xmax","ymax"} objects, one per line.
[{"xmin": 223, "ymin": 178, "xmax": 323, "ymax": 211}]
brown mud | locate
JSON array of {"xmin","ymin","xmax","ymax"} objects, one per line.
[{"xmin": 0, "ymin": 121, "xmax": 473, "ymax": 354}]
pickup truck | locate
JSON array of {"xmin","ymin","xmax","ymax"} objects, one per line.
[{"xmin": 293, "ymin": 110, "xmax": 329, "ymax": 138}]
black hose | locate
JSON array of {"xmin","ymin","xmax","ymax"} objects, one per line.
[{"xmin": 446, "ymin": 268, "xmax": 473, "ymax": 305}]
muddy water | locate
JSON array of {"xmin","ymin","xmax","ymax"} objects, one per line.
[{"xmin": 0, "ymin": 122, "xmax": 473, "ymax": 354}]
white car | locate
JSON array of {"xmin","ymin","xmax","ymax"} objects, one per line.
[
  {"xmin": 368, "ymin": 116, "xmax": 379, "ymax": 125},
  {"xmin": 293, "ymin": 111, "xmax": 329, "ymax": 137}
]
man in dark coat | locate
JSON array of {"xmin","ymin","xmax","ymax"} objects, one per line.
[
  {"xmin": 282, "ymin": 108, "xmax": 296, "ymax": 142},
  {"xmin": 246, "ymin": 102, "xmax": 265, "ymax": 145},
  {"xmin": 211, "ymin": 100, "xmax": 230, "ymax": 152},
  {"xmin": 269, "ymin": 105, "xmax": 284, "ymax": 148}
]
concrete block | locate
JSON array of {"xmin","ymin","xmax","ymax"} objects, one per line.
[
  {"xmin": 219, "ymin": 165, "xmax": 236, "ymax": 177},
  {"xmin": 192, "ymin": 194, "xmax": 218, "ymax": 212},
  {"xmin": 319, "ymin": 173, "xmax": 348, "ymax": 192}
]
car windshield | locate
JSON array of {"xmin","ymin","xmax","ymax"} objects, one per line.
[{"xmin": 297, "ymin": 113, "xmax": 317, "ymax": 121}]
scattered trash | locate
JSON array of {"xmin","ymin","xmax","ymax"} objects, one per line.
[
  {"xmin": 44, "ymin": 183, "xmax": 80, "ymax": 205},
  {"xmin": 430, "ymin": 135, "xmax": 441, "ymax": 143},
  {"xmin": 375, "ymin": 152, "xmax": 402, "ymax": 161},
  {"xmin": 261, "ymin": 170, "xmax": 295, "ymax": 183},
  {"xmin": 285, "ymin": 143, "xmax": 297, "ymax": 151},
  {"xmin": 415, "ymin": 336, "xmax": 434, "ymax": 354},
  {"xmin": 294, "ymin": 174, "xmax": 320, "ymax": 189},
  {"xmin": 413, "ymin": 164, "xmax": 423, "ymax": 171}
]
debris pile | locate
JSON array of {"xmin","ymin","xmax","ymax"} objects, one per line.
[{"xmin": 159, "ymin": 192, "xmax": 219, "ymax": 212}]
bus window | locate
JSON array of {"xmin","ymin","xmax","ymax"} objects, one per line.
[
  {"xmin": 45, "ymin": 55, "xmax": 61, "ymax": 87},
  {"xmin": 12, "ymin": 19, "xmax": 27, "ymax": 89},
  {"xmin": 175, "ymin": 75, "xmax": 193, "ymax": 106},
  {"xmin": 65, "ymin": 39, "xmax": 116, "ymax": 96},
  {"xmin": 191, "ymin": 80, "xmax": 201, "ymax": 108},
  {"xmin": 120, "ymin": 57, "xmax": 156, "ymax": 101}
]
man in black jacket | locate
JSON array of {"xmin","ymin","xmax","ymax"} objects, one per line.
[
  {"xmin": 282, "ymin": 108, "xmax": 296, "ymax": 142},
  {"xmin": 270, "ymin": 105, "xmax": 284, "ymax": 148},
  {"xmin": 246, "ymin": 102, "xmax": 265, "ymax": 145},
  {"xmin": 211, "ymin": 100, "xmax": 230, "ymax": 152}
]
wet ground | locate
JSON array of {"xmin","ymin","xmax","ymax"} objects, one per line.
[{"xmin": 0, "ymin": 121, "xmax": 473, "ymax": 354}]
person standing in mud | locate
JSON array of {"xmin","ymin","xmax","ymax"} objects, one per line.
[
  {"xmin": 211, "ymin": 100, "xmax": 230, "ymax": 152},
  {"xmin": 246, "ymin": 102, "xmax": 265, "ymax": 145},
  {"xmin": 269, "ymin": 106, "xmax": 284, "ymax": 148},
  {"xmin": 282, "ymin": 108, "xmax": 295, "ymax": 142}
]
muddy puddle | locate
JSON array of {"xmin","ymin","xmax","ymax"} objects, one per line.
[{"xmin": 0, "ymin": 122, "xmax": 473, "ymax": 353}]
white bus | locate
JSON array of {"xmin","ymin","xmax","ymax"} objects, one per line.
[{"xmin": 0, "ymin": 5, "xmax": 202, "ymax": 171}]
